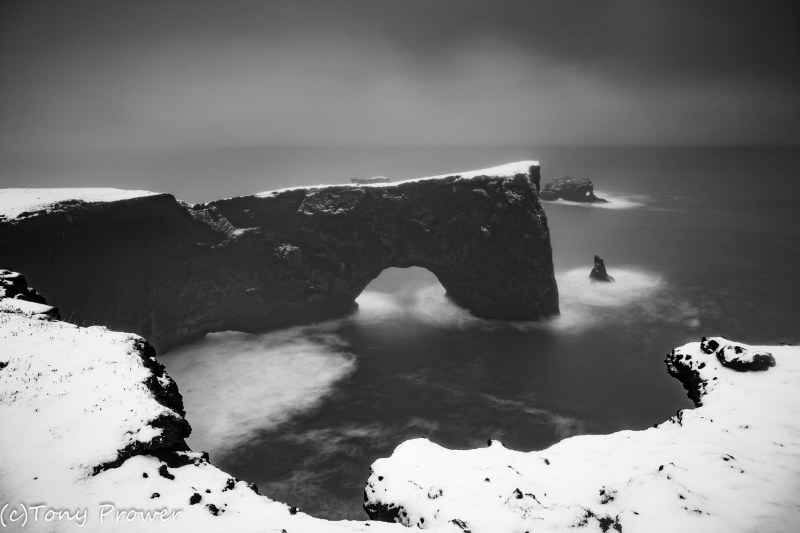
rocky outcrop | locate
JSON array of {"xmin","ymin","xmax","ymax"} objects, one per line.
[
  {"xmin": 699, "ymin": 336, "xmax": 776, "ymax": 372},
  {"xmin": 0, "ymin": 269, "xmax": 60, "ymax": 319},
  {"xmin": 666, "ymin": 337, "xmax": 776, "ymax": 407},
  {"xmin": 0, "ymin": 269, "xmax": 48, "ymax": 305},
  {"xmin": 539, "ymin": 176, "xmax": 607, "ymax": 203},
  {"xmin": 351, "ymin": 176, "xmax": 391, "ymax": 184},
  {"xmin": 0, "ymin": 162, "xmax": 558, "ymax": 351},
  {"xmin": 589, "ymin": 255, "xmax": 615, "ymax": 282}
]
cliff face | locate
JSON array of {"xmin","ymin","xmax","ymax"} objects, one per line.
[{"xmin": 0, "ymin": 163, "xmax": 558, "ymax": 350}]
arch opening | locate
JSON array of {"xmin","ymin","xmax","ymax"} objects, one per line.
[
  {"xmin": 359, "ymin": 266, "xmax": 441, "ymax": 295},
  {"xmin": 353, "ymin": 266, "xmax": 449, "ymax": 320}
]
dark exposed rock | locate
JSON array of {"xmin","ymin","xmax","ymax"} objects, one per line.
[
  {"xmin": 0, "ymin": 166, "xmax": 558, "ymax": 351},
  {"xmin": 665, "ymin": 349, "xmax": 707, "ymax": 407},
  {"xmin": 575, "ymin": 509, "xmax": 622, "ymax": 532},
  {"xmin": 363, "ymin": 500, "xmax": 404, "ymax": 523},
  {"xmin": 539, "ymin": 176, "xmax": 607, "ymax": 203},
  {"xmin": 90, "ymin": 335, "xmax": 191, "ymax": 474},
  {"xmin": 700, "ymin": 337, "xmax": 776, "ymax": 372},
  {"xmin": 351, "ymin": 176, "xmax": 391, "ymax": 184},
  {"xmin": 158, "ymin": 464, "xmax": 175, "ymax": 480},
  {"xmin": 589, "ymin": 255, "xmax": 615, "ymax": 282},
  {"xmin": 206, "ymin": 503, "xmax": 222, "ymax": 516},
  {"xmin": 450, "ymin": 518, "xmax": 473, "ymax": 532},
  {"xmin": 92, "ymin": 411, "xmax": 190, "ymax": 474}
]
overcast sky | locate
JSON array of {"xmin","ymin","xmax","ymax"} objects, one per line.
[{"xmin": 1, "ymin": 0, "xmax": 798, "ymax": 155}]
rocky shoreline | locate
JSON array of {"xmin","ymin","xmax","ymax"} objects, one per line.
[{"xmin": 2, "ymin": 270, "xmax": 798, "ymax": 531}]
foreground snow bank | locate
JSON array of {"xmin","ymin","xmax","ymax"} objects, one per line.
[
  {"xmin": 0, "ymin": 274, "xmax": 454, "ymax": 533},
  {"xmin": 365, "ymin": 337, "xmax": 800, "ymax": 532}
]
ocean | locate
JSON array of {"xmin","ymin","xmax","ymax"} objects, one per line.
[{"xmin": 98, "ymin": 145, "xmax": 800, "ymax": 520}]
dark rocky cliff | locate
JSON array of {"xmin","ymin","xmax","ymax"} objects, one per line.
[{"xmin": 0, "ymin": 165, "xmax": 558, "ymax": 350}]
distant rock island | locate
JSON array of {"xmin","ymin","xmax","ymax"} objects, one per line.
[
  {"xmin": 0, "ymin": 161, "xmax": 558, "ymax": 351},
  {"xmin": 351, "ymin": 176, "xmax": 391, "ymax": 184},
  {"xmin": 540, "ymin": 176, "xmax": 607, "ymax": 203},
  {"xmin": 589, "ymin": 255, "xmax": 615, "ymax": 282}
]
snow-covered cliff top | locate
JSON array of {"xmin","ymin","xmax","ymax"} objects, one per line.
[
  {"xmin": 365, "ymin": 337, "xmax": 800, "ymax": 532},
  {"xmin": 256, "ymin": 160, "xmax": 540, "ymax": 197},
  {"xmin": 0, "ymin": 281, "xmax": 439, "ymax": 533},
  {"xmin": 0, "ymin": 188, "xmax": 159, "ymax": 220}
]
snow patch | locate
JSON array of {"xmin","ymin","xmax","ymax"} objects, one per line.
[{"xmin": 0, "ymin": 298, "xmax": 54, "ymax": 317}]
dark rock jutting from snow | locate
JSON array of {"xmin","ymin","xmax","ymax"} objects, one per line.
[
  {"xmin": 700, "ymin": 337, "xmax": 776, "ymax": 372},
  {"xmin": 665, "ymin": 336, "xmax": 776, "ymax": 408},
  {"xmin": 539, "ymin": 177, "xmax": 607, "ymax": 203},
  {"xmin": 0, "ymin": 164, "xmax": 559, "ymax": 351},
  {"xmin": 589, "ymin": 255, "xmax": 615, "ymax": 283},
  {"xmin": 0, "ymin": 269, "xmax": 60, "ymax": 319},
  {"xmin": 0, "ymin": 269, "xmax": 49, "ymax": 305}
]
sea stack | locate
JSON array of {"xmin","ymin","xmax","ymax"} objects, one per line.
[
  {"xmin": 540, "ymin": 176, "xmax": 607, "ymax": 203},
  {"xmin": 589, "ymin": 255, "xmax": 615, "ymax": 282}
]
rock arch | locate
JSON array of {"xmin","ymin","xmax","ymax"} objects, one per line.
[{"xmin": 0, "ymin": 163, "xmax": 559, "ymax": 350}]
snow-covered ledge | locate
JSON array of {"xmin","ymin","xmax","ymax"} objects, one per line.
[{"xmin": 365, "ymin": 338, "xmax": 800, "ymax": 532}]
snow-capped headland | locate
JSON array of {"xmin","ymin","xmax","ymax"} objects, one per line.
[{"xmin": 364, "ymin": 337, "xmax": 800, "ymax": 532}]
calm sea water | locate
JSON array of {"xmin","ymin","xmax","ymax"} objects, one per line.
[{"xmin": 150, "ymin": 146, "xmax": 800, "ymax": 519}]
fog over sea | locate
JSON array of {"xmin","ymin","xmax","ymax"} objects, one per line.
[{"xmin": 152, "ymin": 145, "xmax": 800, "ymax": 519}]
